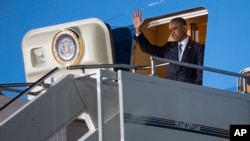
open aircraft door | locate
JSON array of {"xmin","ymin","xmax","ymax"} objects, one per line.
[{"xmin": 22, "ymin": 18, "xmax": 115, "ymax": 84}]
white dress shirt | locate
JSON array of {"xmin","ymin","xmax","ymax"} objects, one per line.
[{"xmin": 178, "ymin": 37, "xmax": 189, "ymax": 60}]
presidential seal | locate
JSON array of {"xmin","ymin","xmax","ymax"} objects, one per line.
[{"xmin": 52, "ymin": 29, "xmax": 83, "ymax": 66}]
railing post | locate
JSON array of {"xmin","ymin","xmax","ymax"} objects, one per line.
[
  {"xmin": 132, "ymin": 68, "xmax": 135, "ymax": 73},
  {"xmin": 244, "ymin": 77, "xmax": 248, "ymax": 94},
  {"xmin": 96, "ymin": 70, "xmax": 104, "ymax": 141},
  {"xmin": 150, "ymin": 56, "xmax": 156, "ymax": 76}
]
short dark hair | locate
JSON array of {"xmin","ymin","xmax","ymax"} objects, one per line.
[{"xmin": 170, "ymin": 17, "xmax": 187, "ymax": 26}]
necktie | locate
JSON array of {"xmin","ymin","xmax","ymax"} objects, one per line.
[{"xmin": 178, "ymin": 43, "xmax": 182, "ymax": 61}]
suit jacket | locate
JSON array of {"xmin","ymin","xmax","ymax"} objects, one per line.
[{"xmin": 134, "ymin": 33, "xmax": 205, "ymax": 85}]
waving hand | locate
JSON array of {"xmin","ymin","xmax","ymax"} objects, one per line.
[{"xmin": 132, "ymin": 9, "xmax": 143, "ymax": 34}]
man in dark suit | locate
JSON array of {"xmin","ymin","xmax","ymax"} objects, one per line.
[{"xmin": 132, "ymin": 9, "xmax": 205, "ymax": 85}]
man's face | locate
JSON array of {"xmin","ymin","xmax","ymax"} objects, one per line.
[{"xmin": 169, "ymin": 21, "xmax": 187, "ymax": 42}]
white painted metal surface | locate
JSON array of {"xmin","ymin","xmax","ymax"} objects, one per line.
[
  {"xmin": 118, "ymin": 70, "xmax": 250, "ymax": 141},
  {"xmin": 22, "ymin": 18, "xmax": 114, "ymax": 84}
]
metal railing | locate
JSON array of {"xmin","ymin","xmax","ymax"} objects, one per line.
[
  {"xmin": 0, "ymin": 67, "xmax": 59, "ymax": 111},
  {"xmin": 150, "ymin": 56, "xmax": 249, "ymax": 93},
  {"xmin": 0, "ymin": 83, "xmax": 39, "ymax": 96},
  {"xmin": 68, "ymin": 55, "xmax": 249, "ymax": 94},
  {"xmin": 67, "ymin": 63, "xmax": 169, "ymax": 73},
  {"xmin": 237, "ymin": 68, "xmax": 250, "ymax": 93}
]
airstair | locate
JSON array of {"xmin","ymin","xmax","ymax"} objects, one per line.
[{"xmin": 1, "ymin": 63, "xmax": 250, "ymax": 140}]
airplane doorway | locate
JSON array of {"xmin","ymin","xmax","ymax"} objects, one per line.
[{"xmin": 132, "ymin": 7, "xmax": 208, "ymax": 78}]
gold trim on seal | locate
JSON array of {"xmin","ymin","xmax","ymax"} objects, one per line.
[{"xmin": 52, "ymin": 29, "xmax": 83, "ymax": 66}]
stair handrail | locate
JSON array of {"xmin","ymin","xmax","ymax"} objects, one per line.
[
  {"xmin": 67, "ymin": 63, "xmax": 169, "ymax": 73},
  {"xmin": 150, "ymin": 56, "xmax": 249, "ymax": 93},
  {"xmin": 0, "ymin": 83, "xmax": 39, "ymax": 96},
  {"xmin": 0, "ymin": 67, "xmax": 59, "ymax": 111}
]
